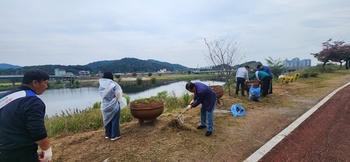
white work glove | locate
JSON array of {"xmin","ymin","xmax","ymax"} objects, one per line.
[
  {"xmin": 38, "ymin": 147, "xmax": 52, "ymax": 162},
  {"xmin": 185, "ymin": 105, "xmax": 192, "ymax": 111}
]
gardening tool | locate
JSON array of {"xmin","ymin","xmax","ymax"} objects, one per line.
[{"xmin": 176, "ymin": 108, "xmax": 188, "ymax": 124}]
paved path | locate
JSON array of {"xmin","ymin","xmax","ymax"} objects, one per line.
[{"xmin": 245, "ymin": 82, "xmax": 350, "ymax": 162}]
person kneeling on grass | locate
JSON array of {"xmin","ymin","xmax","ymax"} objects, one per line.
[{"xmin": 185, "ymin": 82, "xmax": 217, "ymax": 136}]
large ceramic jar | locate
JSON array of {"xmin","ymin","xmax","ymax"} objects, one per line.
[
  {"xmin": 210, "ymin": 85, "xmax": 224, "ymax": 99},
  {"xmin": 210, "ymin": 85, "xmax": 224, "ymax": 106},
  {"xmin": 129, "ymin": 97, "xmax": 164, "ymax": 125}
]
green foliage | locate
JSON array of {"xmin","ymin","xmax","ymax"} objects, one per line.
[
  {"xmin": 46, "ymin": 108, "xmax": 103, "ymax": 136},
  {"xmin": 92, "ymin": 102, "xmax": 101, "ymax": 109},
  {"xmin": 132, "ymin": 73, "xmax": 137, "ymax": 77},
  {"xmin": 75, "ymin": 80, "xmax": 80, "ymax": 86},
  {"xmin": 164, "ymin": 91, "xmax": 180, "ymax": 110},
  {"xmin": 301, "ymin": 73, "xmax": 309, "ymax": 78},
  {"xmin": 265, "ymin": 56, "xmax": 287, "ymax": 78},
  {"xmin": 120, "ymin": 107, "xmax": 133, "ymax": 123},
  {"xmin": 151, "ymin": 77, "xmax": 156, "ymax": 84},
  {"xmin": 148, "ymin": 73, "xmax": 152, "ymax": 77},
  {"xmin": 136, "ymin": 77, "xmax": 143, "ymax": 85},
  {"xmin": 310, "ymin": 73, "xmax": 318, "ymax": 77},
  {"xmin": 181, "ymin": 92, "xmax": 191, "ymax": 107},
  {"xmin": 131, "ymin": 96, "xmax": 163, "ymax": 104},
  {"xmin": 156, "ymin": 90, "xmax": 168, "ymax": 99}
]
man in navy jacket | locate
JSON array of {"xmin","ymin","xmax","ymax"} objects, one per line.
[
  {"xmin": 185, "ymin": 82, "xmax": 217, "ymax": 136},
  {"xmin": 0, "ymin": 70, "xmax": 52, "ymax": 162}
]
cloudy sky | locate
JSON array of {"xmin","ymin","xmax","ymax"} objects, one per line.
[{"xmin": 1, "ymin": 0, "xmax": 350, "ymax": 68}]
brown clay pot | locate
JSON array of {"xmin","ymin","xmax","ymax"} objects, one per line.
[
  {"xmin": 129, "ymin": 98, "xmax": 164, "ymax": 125},
  {"xmin": 210, "ymin": 85, "xmax": 224, "ymax": 99}
]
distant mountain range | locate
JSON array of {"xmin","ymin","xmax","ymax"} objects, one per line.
[
  {"xmin": 0, "ymin": 58, "xmax": 190, "ymax": 75},
  {"xmin": 0, "ymin": 58, "xmax": 261, "ymax": 75},
  {"xmin": 0, "ymin": 63, "xmax": 21, "ymax": 69}
]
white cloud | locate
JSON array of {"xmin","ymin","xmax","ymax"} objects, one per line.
[{"xmin": 1, "ymin": 0, "xmax": 350, "ymax": 68}]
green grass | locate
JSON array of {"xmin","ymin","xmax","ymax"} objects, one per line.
[{"xmin": 45, "ymin": 91, "xmax": 193, "ymax": 137}]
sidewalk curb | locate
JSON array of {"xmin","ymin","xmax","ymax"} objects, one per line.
[{"xmin": 243, "ymin": 82, "xmax": 350, "ymax": 162}]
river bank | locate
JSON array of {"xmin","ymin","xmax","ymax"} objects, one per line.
[
  {"xmin": 0, "ymin": 73, "xmax": 221, "ymax": 91},
  {"xmin": 50, "ymin": 70, "xmax": 350, "ymax": 161}
]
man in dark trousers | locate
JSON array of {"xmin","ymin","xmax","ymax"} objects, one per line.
[
  {"xmin": 249, "ymin": 70, "xmax": 272, "ymax": 97},
  {"xmin": 235, "ymin": 65, "xmax": 250, "ymax": 96},
  {"xmin": 185, "ymin": 82, "xmax": 217, "ymax": 136},
  {"xmin": 257, "ymin": 64, "xmax": 273, "ymax": 94},
  {"xmin": 0, "ymin": 70, "xmax": 52, "ymax": 162}
]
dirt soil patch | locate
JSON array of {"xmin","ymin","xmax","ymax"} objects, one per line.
[{"xmin": 51, "ymin": 74, "xmax": 350, "ymax": 162}]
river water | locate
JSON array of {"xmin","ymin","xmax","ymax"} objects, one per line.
[{"xmin": 36, "ymin": 80, "xmax": 224, "ymax": 117}]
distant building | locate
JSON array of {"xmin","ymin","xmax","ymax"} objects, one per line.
[
  {"xmin": 54, "ymin": 68, "xmax": 66, "ymax": 76},
  {"xmin": 158, "ymin": 69, "xmax": 167, "ymax": 73},
  {"xmin": 79, "ymin": 70, "xmax": 91, "ymax": 77},
  {"xmin": 284, "ymin": 58, "xmax": 311, "ymax": 68}
]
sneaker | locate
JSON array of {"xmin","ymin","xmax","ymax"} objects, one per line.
[
  {"xmin": 205, "ymin": 131, "xmax": 212, "ymax": 136},
  {"xmin": 197, "ymin": 125, "xmax": 206, "ymax": 129},
  {"xmin": 111, "ymin": 136, "xmax": 121, "ymax": 141},
  {"xmin": 105, "ymin": 137, "xmax": 109, "ymax": 139}
]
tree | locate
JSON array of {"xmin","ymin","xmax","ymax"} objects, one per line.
[
  {"xmin": 265, "ymin": 56, "xmax": 286, "ymax": 78},
  {"xmin": 204, "ymin": 37, "xmax": 244, "ymax": 96},
  {"xmin": 311, "ymin": 39, "xmax": 350, "ymax": 70}
]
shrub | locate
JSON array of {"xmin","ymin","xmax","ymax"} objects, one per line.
[
  {"xmin": 301, "ymin": 73, "xmax": 309, "ymax": 78},
  {"xmin": 136, "ymin": 77, "xmax": 142, "ymax": 85},
  {"xmin": 181, "ymin": 92, "xmax": 191, "ymax": 107},
  {"xmin": 151, "ymin": 77, "xmax": 156, "ymax": 84},
  {"xmin": 310, "ymin": 72, "xmax": 318, "ymax": 77},
  {"xmin": 156, "ymin": 90, "xmax": 168, "ymax": 100}
]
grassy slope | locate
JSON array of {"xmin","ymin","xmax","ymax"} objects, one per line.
[{"xmin": 50, "ymin": 70, "xmax": 350, "ymax": 162}]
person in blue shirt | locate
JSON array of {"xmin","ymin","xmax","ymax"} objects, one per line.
[
  {"xmin": 257, "ymin": 64, "xmax": 273, "ymax": 94},
  {"xmin": 249, "ymin": 70, "xmax": 272, "ymax": 97},
  {"xmin": 185, "ymin": 82, "xmax": 217, "ymax": 136},
  {"xmin": 0, "ymin": 70, "xmax": 52, "ymax": 162}
]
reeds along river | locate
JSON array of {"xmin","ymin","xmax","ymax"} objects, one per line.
[{"xmin": 37, "ymin": 80, "xmax": 225, "ymax": 117}]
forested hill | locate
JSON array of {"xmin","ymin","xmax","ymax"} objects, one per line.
[
  {"xmin": 0, "ymin": 63, "xmax": 21, "ymax": 69},
  {"xmin": 86, "ymin": 58, "xmax": 188, "ymax": 73},
  {"xmin": 0, "ymin": 58, "xmax": 189, "ymax": 75}
]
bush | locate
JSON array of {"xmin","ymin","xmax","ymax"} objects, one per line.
[
  {"xmin": 136, "ymin": 77, "xmax": 142, "ymax": 85},
  {"xmin": 151, "ymin": 77, "xmax": 156, "ymax": 84},
  {"xmin": 301, "ymin": 73, "xmax": 309, "ymax": 78},
  {"xmin": 310, "ymin": 73, "xmax": 318, "ymax": 77},
  {"xmin": 182, "ymin": 92, "xmax": 191, "ymax": 107}
]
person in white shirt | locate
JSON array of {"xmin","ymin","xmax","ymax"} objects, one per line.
[{"xmin": 235, "ymin": 66, "xmax": 250, "ymax": 96}]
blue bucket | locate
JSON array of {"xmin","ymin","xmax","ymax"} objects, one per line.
[{"xmin": 230, "ymin": 104, "xmax": 246, "ymax": 117}]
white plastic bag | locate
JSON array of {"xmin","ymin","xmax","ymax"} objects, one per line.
[{"xmin": 119, "ymin": 97, "xmax": 127, "ymax": 109}]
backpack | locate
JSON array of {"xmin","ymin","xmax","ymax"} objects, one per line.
[{"xmin": 249, "ymin": 84, "xmax": 261, "ymax": 101}]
